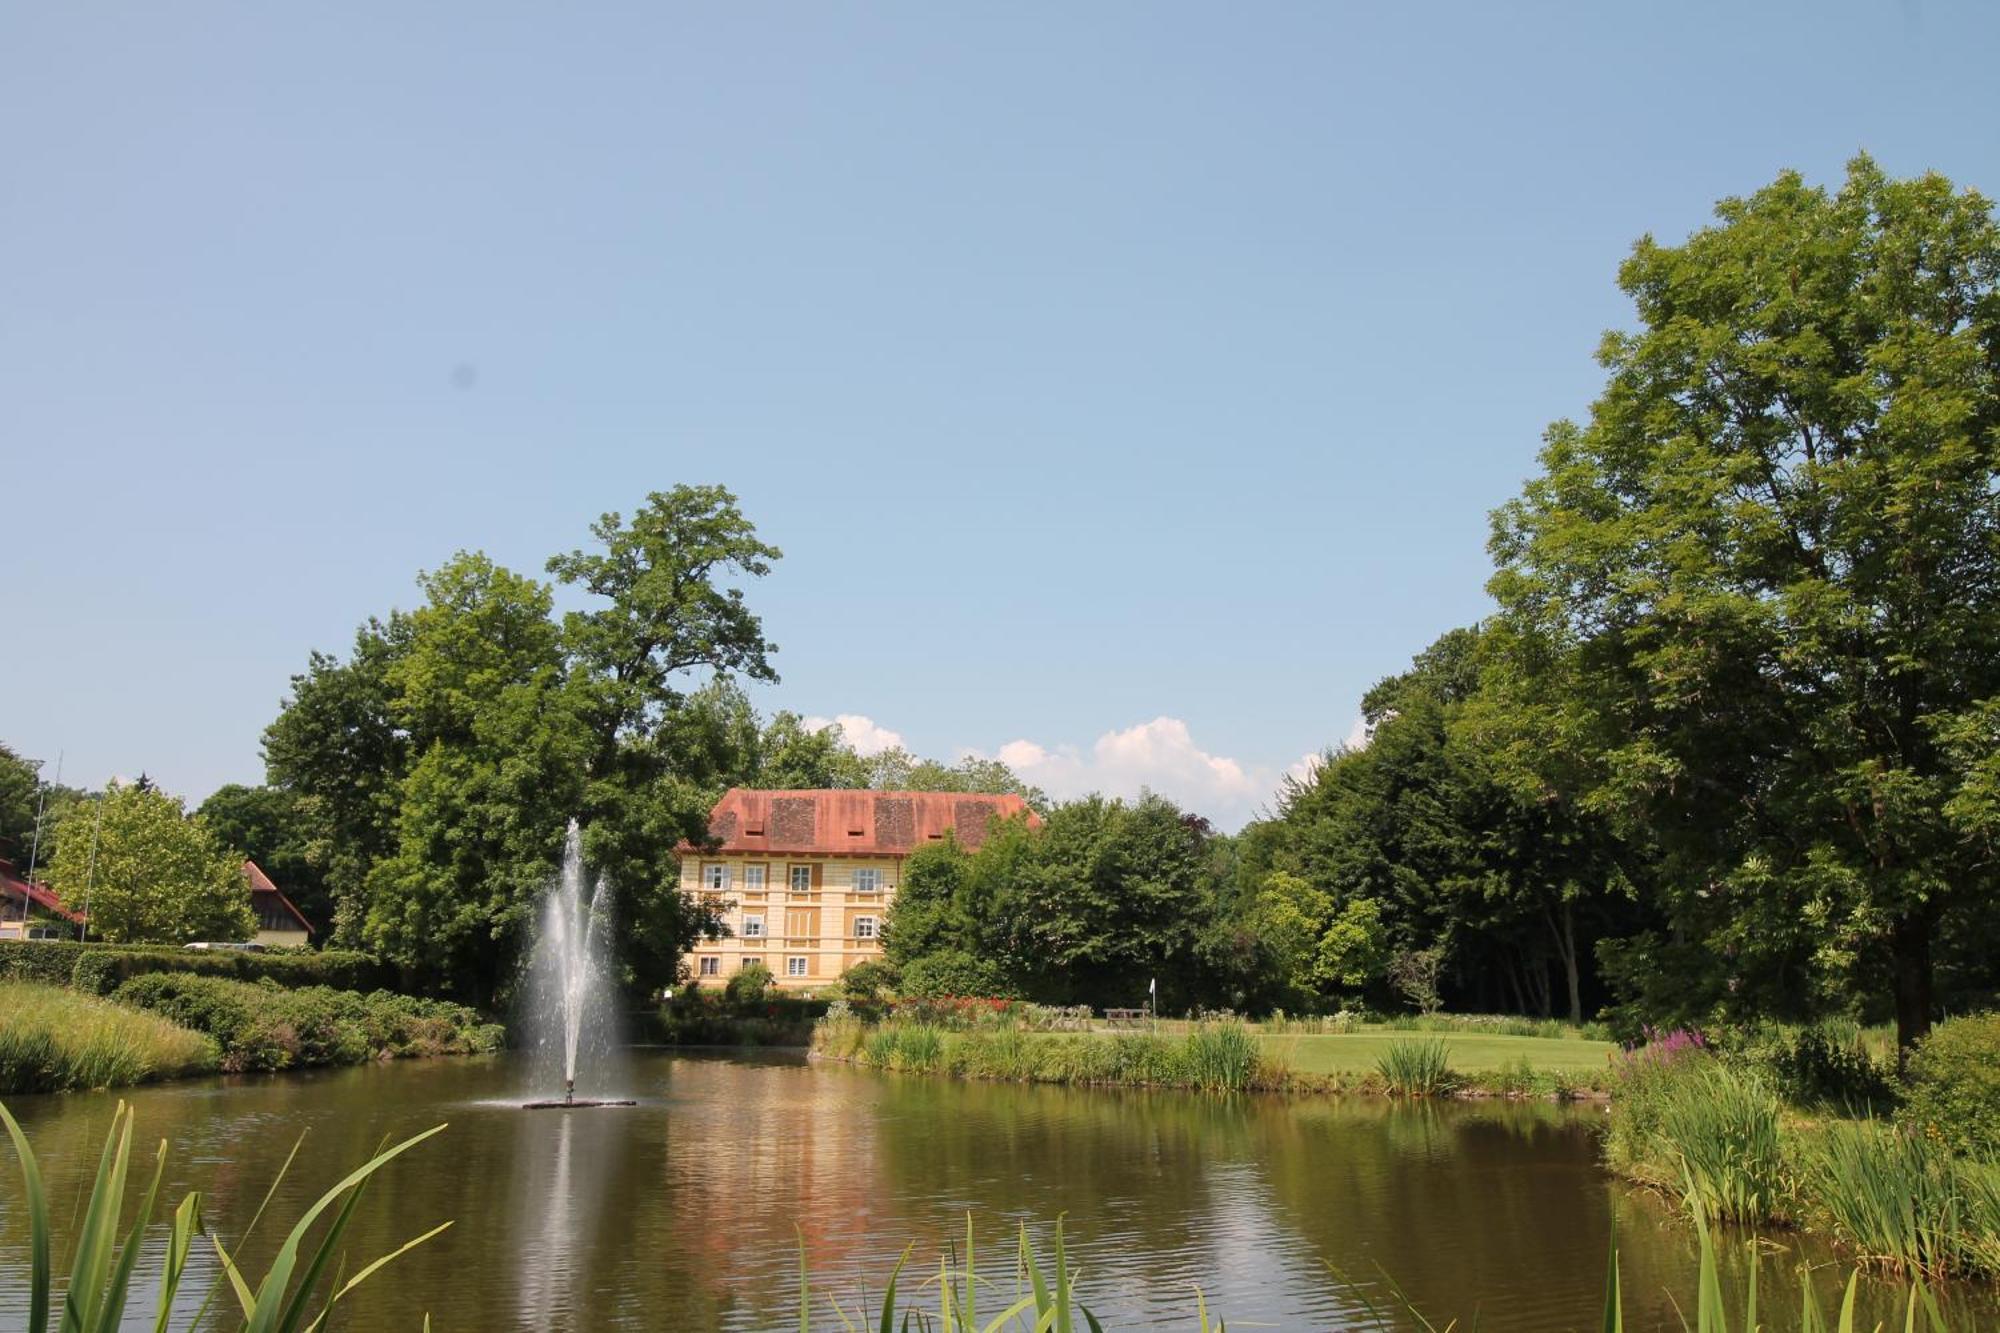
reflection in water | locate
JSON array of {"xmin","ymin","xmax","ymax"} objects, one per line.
[{"xmin": 0, "ymin": 1054, "xmax": 1994, "ymax": 1330}]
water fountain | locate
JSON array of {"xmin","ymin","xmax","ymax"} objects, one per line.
[{"xmin": 521, "ymin": 820, "xmax": 634, "ymax": 1109}]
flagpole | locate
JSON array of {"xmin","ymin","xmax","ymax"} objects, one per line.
[
  {"xmin": 18, "ymin": 752, "xmax": 60, "ymax": 938},
  {"xmin": 80, "ymin": 793, "xmax": 103, "ymax": 944}
]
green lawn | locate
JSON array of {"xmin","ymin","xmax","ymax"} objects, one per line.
[{"xmin": 1259, "ymin": 1030, "xmax": 1617, "ymax": 1076}]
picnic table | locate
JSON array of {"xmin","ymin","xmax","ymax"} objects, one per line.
[{"xmin": 1103, "ymin": 1007, "xmax": 1148, "ymax": 1028}]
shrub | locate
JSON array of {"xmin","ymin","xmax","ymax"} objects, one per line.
[
  {"xmin": 724, "ymin": 962, "xmax": 776, "ymax": 1005},
  {"xmin": 0, "ymin": 983, "xmax": 217, "ymax": 1092},
  {"xmin": 896, "ymin": 951, "xmax": 1016, "ymax": 1000},
  {"xmin": 839, "ymin": 960, "xmax": 896, "ymax": 1003},
  {"xmin": 1722, "ymin": 1021, "xmax": 1896, "ymax": 1113},
  {"xmin": 112, "ymin": 975, "xmax": 500, "ymax": 1073},
  {"xmin": 1376, "ymin": 1038, "xmax": 1453, "ymax": 1096},
  {"xmin": 1902, "ymin": 1013, "xmax": 2000, "ymax": 1159}
]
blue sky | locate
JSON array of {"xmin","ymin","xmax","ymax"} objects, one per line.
[{"xmin": 4, "ymin": 3, "xmax": 1997, "ymax": 829}]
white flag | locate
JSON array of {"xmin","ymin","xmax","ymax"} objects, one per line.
[{"xmin": 1148, "ymin": 977, "xmax": 1156, "ymax": 997}]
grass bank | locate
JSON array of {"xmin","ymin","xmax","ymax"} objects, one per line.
[
  {"xmin": 814, "ymin": 1014, "xmax": 1277, "ymax": 1091},
  {"xmin": 815, "ymin": 1010, "xmax": 1616, "ymax": 1097},
  {"xmin": 0, "ymin": 983, "xmax": 218, "ymax": 1092}
]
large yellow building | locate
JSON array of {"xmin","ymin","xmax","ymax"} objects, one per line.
[{"xmin": 679, "ymin": 788, "xmax": 1035, "ymax": 990}]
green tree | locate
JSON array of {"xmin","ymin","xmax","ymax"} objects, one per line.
[
  {"xmin": 359, "ymin": 553, "xmax": 585, "ymax": 998},
  {"xmin": 1488, "ymin": 157, "xmax": 2000, "ymax": 1052},
  {"xmin": 46, "ymin": 783, "xmax": 253, "ymax": 943},
  {"xmin": 549, "ymin": 486, "xmax": 784, "ymax": 988}
]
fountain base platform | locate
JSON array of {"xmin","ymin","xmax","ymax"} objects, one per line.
[{"xmin": 521, "ymin": 1098, "xmax": 637, "ymax": 1110}]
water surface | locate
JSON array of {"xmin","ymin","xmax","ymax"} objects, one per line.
[{"xmin": 1, "ymin": 1052, "xmax": 1989, "ymax": 1329}]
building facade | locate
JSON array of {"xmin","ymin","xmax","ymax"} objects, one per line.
[
  {"xmin": 244, "ymin": 860, "xmax": 314, "ymax": 947},
  {"xmin": 679, "ymin": 789, "xmax": 1036, "ymax": 990}
]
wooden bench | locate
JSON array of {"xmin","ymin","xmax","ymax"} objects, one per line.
[{"xmin": 1103, "ymin": 1008, "xmax": 1147, "ymax": 1028}]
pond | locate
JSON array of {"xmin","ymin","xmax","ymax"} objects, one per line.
[{"xmin": 1, "ymin": 1051, "xmax": 1991, "ymax": 1330}]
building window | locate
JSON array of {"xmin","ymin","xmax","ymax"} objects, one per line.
[
  {"xmin": 789, "ymin": 864, "xmax": 813, "ymax": 893},
  {"xmin": 741, "ymin": 956, "xmax": 763, "ymax": 972},
  {"xmin": 742, "ymin": 915, "xmax": 765, "ymax": 939},
  {"xmin": 698, "ymin": 956, "xmax": 719, "ymax": 977},
  {"xmin": 787, "ymin": 956, "xmax": 809, "ymax": 978},
  {"xmin": 744, "ymin": 864, "xmax": 767, "ymax": 890},
  {"xmin": 853, "ymin": 867, "xmax": 882, "ymax": 893},
  {"xmin": 853, "ymin": 916, "xmax": 877, "ymax": 940},
  {"xmin": 702, "ymin": 863, "xmax": 728, "ymax": 892}
]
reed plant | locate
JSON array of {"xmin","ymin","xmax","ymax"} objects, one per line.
[
  {"xmin": 1792, "ymin": 1118, "xmax": 2000, "ymax": 1278},
  {"xmin": 0, "ymin": 983, "xmax": 217, "ymax": 1093},
  {"xmin": 1, "ymin": 1097, "xmax": 449, "ymax": 1333},
  {"xmin": 890, "ymin": 1024, "xmax": 946, "ymax": 1073},
  {"xmin": 1375, "ymin": 1038, "xmax": 1453, "ymax": 1096},
  {"xmin": 1181, "ymin": 1022, "xmax": 1261, "ymax": 1092},
  {"xmin": 1606, "ymin": 1051, "xmax": 1785, "ymax": 1225}
]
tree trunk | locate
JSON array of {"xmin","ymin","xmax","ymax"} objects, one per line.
[
  {"xmin": 1545, "ymin": 902, "xmax": 1584, "ymax": 1026},
  {"xmin": 1891, "ymin": 909, "xmax": 1936, "ymax": 1073}
]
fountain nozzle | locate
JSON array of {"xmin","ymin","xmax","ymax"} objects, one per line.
[{"xmin": 564, "ymin": 1076, "xmax": 574, "ymax": 1107}]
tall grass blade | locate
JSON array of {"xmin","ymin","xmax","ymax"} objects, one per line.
[
  {"xmin": 305, "ymin": 1221, "xmax": 453, "ymax": 1332},
  {"xmin": 1600, "ymin": 1224, "xmax": 1622, "ymax": 1333},
  {"xmin": 878, "ymin": 1243, "xmax": 911, "ymax": 1333},
  {"xmin": 242, "ymin": 1121, "xmax": 445, "ymax": 1333},
  {"xmin": 62, "ymin": 1100, "xmax": 134, "ymax": 1333},
  {"xmin": 153, "ymin": 1192, "xmax": 201, "ymax": 1333},
  {"xmin": 92, "ymin": 1137, "xmax": 168, "ymax": 1333},
  {"xmin": 0, "ymin": 1100, "xmax": 53, "ymax": 1333}
]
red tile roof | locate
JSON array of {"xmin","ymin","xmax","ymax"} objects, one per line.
[
  {"xmin": 686, "ymin": 789, "xmax": 1038, "ymax": 856},
  {"xmin": 0, "ymin": 859, "xmax": 84, "ymax": 924},
  {"xmin": 243, "ymin": 860, "xmax": 313, "ymax": 936}
]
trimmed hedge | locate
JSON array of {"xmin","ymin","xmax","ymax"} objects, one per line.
[
  {"xmin": 0, "ymin": 940, "xmax": 394, "ymax": 996},
  {"xmin": 112, "ymin": 974, "xmax": 503, "ymax": 1073}
]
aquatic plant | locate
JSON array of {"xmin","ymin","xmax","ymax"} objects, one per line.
[
  {"xmin": 1792, "ymin": 1118, "xmax": 2000, "ymax": 1279},
  {"xmin": 1375, "ymin": 1038, "xmax": 1453, "ymax": 1096},
  {"xmin": 1181, "ymin": 1021, "xmax": 1261, "ymax": 1092},
  {"xmin": 0, "ymin": 1098, "xmax": 448, "ymax": 1333},
  {"xmin": 0, "ymin": 983, "xmax": 217, "ymax": 1093},
  {"xmin": 1607, "ymin": 1054, "xmax": 1784, "ymax": 1224}
]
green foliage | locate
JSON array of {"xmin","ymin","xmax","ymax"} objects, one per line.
[
  {"xmin": 1722, "ymin": 1022, "xmax": 1897, "ymax": 1113},
  {"xmin": 0, "ymin": 939, "xmax": 392, "ymax": 997},
  {"xmin": 46, "ymin": 784, "xmax": 253, "ymax": 945},
  {"xmin": 1375, "ymin": 1038, "xmax": 1453, "ymax": 1096},
  {"xmin": 1486, "ymin": 157, "xmax": 2000, "ymax": 1051},
  {"xmin": 0, "ymin": 984, "xmax": 217, "ymax": 1093},
  {"xmin": 723, "ymin": 961, "xmax": 775, "ymax": 1004},
  {"xmin": 0, "ymin": 1098, "xmax": 449, "ymax": 1333},
  {"xmin": 837, "ymin": 959, "xmax": 896, "ymax": 1003},
  {"xmin": 818, "ymin": 1017, "xmax": 1275, "ymax": 1092},
  {"xmin": 265, "ymin": 486, "xmax": 784, "ymax": 1002},
  {"xmin": 1901, "ymin": 1013, "xmax": 2000, "ymax": 1158},
  {"xmin": 886, "ymin": 793, "xmax": 1228, "ymax": 1010},
  {"xmin": 1792, "ymin": 1118, "xmax": 2000, "ymax": 1278},
  {"xmin": 1606, "ymin": 1055, "xmax": 1785, "ymax": 1225},
  {"xmin": 898, "ymin": 950, "xmax": 1016, "ymax": 999},
  {"xmin": 111, "ymin": 974, "xmax": 501, "ymax": 1073}
]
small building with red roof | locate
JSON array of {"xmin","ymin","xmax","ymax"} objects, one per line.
[
  {"xmin": 0, "ymin": 858, "xmax": 85, "ymax": 941},
  {"xmin": 244, "ymin": 860, "xmax": 313, "ymax": 947},
  {"xmin": 678, "ymin": 789, "xmax": 1038, "ymax": 990}
]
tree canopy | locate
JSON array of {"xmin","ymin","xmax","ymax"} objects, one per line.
[{"xmin": 46, "ymin": 783, "xmax": 252, "ymax": 944}]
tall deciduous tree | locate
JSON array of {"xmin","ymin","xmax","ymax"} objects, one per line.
[
  {"xmin": 47, "ymin": 783, "xmax": 253, "ymax": 944},
  {"xmin": 550, "ymin": 486, "xmax": 783, "ymax": 985},
  {"xmin": 1488, "ymin": 157, "xmax": 2000, "ymax": 1052}
]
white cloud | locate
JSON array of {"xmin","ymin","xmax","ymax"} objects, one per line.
[
  {"xmin": 1342, "ymin": 714, "xmax": 1372, "ymax": 751},
  {"xmin": 974, "ymin": 716, "xmax": 1275, "ymax": 827},
  {"xmin": 802, "ymin": 711, "xmax": 1369, "ymax": 831},
  {"xmin": 802, "ymin": 713, "xmax": 906, "ymax": 757}
]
